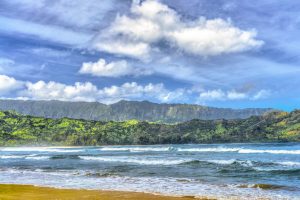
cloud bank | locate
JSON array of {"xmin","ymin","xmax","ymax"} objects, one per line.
[{"xmin": 0, "ymin": 74, "xmax": 269, "ymax": 104}]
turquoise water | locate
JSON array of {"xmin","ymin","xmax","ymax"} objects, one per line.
[{"xmin": 0, "ymin": 143, "xmax": 300, "ymax": 199}]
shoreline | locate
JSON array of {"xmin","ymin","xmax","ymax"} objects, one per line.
[
  {"xmin": 1, "ymin": 141, "xmax": 298, "ymax": 147},
  {"xmin": 0, "ymin": 184, "xmax": 213, "ymax": 200}
]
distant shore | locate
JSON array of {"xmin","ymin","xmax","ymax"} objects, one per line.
[{"xmin": 0, "ymin": 184, "xmax": 212, "ymax": 200}]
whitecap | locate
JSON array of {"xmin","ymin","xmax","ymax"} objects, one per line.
[
  {"xmin": 100, "ymin": 147, "xmax": 171, "ymax": 152},
  {"xmin": 79, "ymin": 156, "xmax": 189, "ymax": 165},
  {"xmin": 177, "ymin": 147, "xmax": 240, "ymax": 152},
  {"xmin": 25, "ymin": 156, "xmax": 49, "ymax": 160},
  {"xmin": 0, "ymin": 147, "xmax": 83, "ymax": 153},
  {"xmin": 0, "ymin": 155, "xmax": 25, "ymax": 159},
  {"xmin": 206, "ymin": 159, "xmax": 237, "ymax": 165},
  {"xmin": 275, "ymin": 161, "xmax": 300, "ymax": 167},
  {"xmin": 238, "ymin": 149, "xmax": 300, "ymax": 155}
]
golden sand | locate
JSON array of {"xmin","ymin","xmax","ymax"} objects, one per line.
[{"xmin": 0, "ymin": 184, "xmax": 214, "ymax": 200}]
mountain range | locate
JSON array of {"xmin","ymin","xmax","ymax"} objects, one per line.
[
  {"xmin": 0, "ymin": 100, "xmax": 273, "ymax": 123},
  {"xmin": 0, "ymin": 109, "xmax": 299, "ymax": 146}
]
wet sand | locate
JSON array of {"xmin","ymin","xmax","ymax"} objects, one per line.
[{"xmin": 0, "ymin": 184, "xmax": 214, "ymax": 200}]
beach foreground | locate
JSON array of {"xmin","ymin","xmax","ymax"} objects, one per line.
[{"xmin": 0, "ymin": 184, "xmax": 210, "ymax": 200}]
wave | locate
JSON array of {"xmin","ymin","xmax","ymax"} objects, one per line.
[
  {"xmin": 25, "ymin": 156, "xmax": 49, "ymax": 160},
  {"xmin": 78, "ymin": 157, "xmax": 260, "ymax": 167},
  {"xmin": 238, "ymin": 149, "xmax": 300, "ymax": 155},
  {"xmin": 177, "ymin": 147, "xmax": 240, "ymax": 152},
  {"xmin": 0, "ymin": 155, "xmax": 49, "ymax": 160},
  {"xmin": 0, "ymin": 147, "xmax": 83, "ymax": 153},
  {"xmin": 253, "ymin": 167, "xmax": 300, "ymax": 175},
  {"xmin": 79, "ymin": 156, "xmax": 190, "ymax": 165},
  {"xmin": 0, "ymin": 155, "xmax": 26, "ymax": 159},
  {"xmin": 100, "ymin": 147, "xmax": 171, "ymax": 152},
  {"xmin": 184, "ymin": 159, "xmax": 257, "ymax": 168},
  {"xmin": 3, "ymin": 146, "xmax": 299, "ymax": 155},
  {"xmin": 185, "ymin": 159, "xmax": 300, "ymax": 173},
  {"xmin": 178, "ymin": 148, "xmax": 300, "ymax": 155},
  {"xmin": 275, "ymin": 161, "xmax": 300, "ymax": 167},
  {"xmin": 237, "ymin": 183, "xmax": 295, "ymax": 191},
  {"xmin": 50, "ymin": 155, "xmax": 81, "ymax": 160},
  {"xmin": 177, "ymin": 147, "xmax": 300, "ymax": 155},
  {"xmin": 0, "ymin": 171, "xmax": 297, "ymax": 200}
]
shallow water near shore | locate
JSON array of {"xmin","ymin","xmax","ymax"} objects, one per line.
[{"xmin": 0, "ymin": 143, "xmax": 300, "ymax": 199}]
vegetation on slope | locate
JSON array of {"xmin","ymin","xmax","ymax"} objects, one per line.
[{"xmin": 0, "ymin": 110, "xmax": 299, "ymax": 146}]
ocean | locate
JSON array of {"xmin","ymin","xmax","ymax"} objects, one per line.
[{"xmin": 0, "ymin": 143, "xmax": 300, "ymax": 199}]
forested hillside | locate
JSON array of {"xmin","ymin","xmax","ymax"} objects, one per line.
[
  {"xmin": 0, "ymin": 100, "xmax": 272, "ymax": 123},
  {"xmin": 0, "ymin": 110, "xmax": 299, "ymax": 146}
]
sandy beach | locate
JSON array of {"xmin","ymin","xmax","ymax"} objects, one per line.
[{"xmin": 0, "ymin": 184, "xmax": 212, "ymax": 200}]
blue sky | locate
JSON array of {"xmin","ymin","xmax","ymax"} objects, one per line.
[{"xmin": 0, "ymin": 0, "xmax": 299, "ymax": 110}]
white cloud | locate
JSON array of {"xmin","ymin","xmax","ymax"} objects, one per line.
[
  {"xmin": 199, "ymin": 89, "xmax": 226, "ymax": 101},
  {"xmin": 227, "ymin": 90, "xmax": 248, "ymax": 100},
  {"xmin": 0, "ymin": 75, "xmax": 23, "ymax": 94},
  {"xmin": 17, "ymin": 80, "xmax": 185, "ymax": 104},
  {"xmin": 23, "ymin": 81, "xmax": 99, "ymax": 102},
  {"xmin": 252, "ymin": 90, "xmax": 271, "ymax": 100},
  {"xmin": 167, "ymin": 18, "xmax": 263, "ymax": 56},
  {"xmin": 92, "ymin": 0, "xmax": 263, "ymax": 59},
  {"xmin": 99, "ymin": 82, "xmax": 185, "ymax": 103},
  {"xmin": 79, "ymin": 59, "xmax": 150, "ymax": 77},
  {"xmin": 92, "ymin": 40, "xmax": 151, "ymax": 60},
  {"xmin": 0, "ymin": 75, "xmax": 271, "ymax": 104},
  {"xmin": 198, "ymin": 89, "xmax": 268, "ymax": 102}
]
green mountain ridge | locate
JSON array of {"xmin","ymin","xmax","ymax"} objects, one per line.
[
  {"xmin": 0, "ymin": 100, "xmax": 273, "ymax": 123},
  {"xmin": 0, "ymin": 110, "xmax": 299, "ymax": 146}
]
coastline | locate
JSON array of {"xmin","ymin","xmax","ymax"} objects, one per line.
[
  {"xmin": 1, "ymin": 144, "xmax": 299, "ymax": 200},
  {"xmin": 0, "ymin": 184, "xmax": 212, "ymax": 200}
]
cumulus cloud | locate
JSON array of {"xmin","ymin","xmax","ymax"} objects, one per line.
[
  {"xmin": 18, "ymin": 80, "xmax": 185, "ymax": 104},
  {"xmin": 98, "ymin": 82, "xmax": 184, "ymax": 103},
  {"xmin": 79, "ymin": 59, "xmax": 151, "ymax": 77},
  {"xmin": 0, "ymin": 74, "xmax": 271, "ymax": 104},
  {"xmin": 23, "ymin": 81, "xmax": 99, "ymax": 102},
  {"xmin": 92, "ymin": 0, "xmax": 263, "ymax": 59},
  {"xmin": 0, "ymin": 75, "xmax": 23, "ymax": 94}
]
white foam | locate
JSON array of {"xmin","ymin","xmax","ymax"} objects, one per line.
[
  {"xmin": 100, "ymin": 147, "xmax": 170, "ymax": 152},
  {"xmin": 0, "ymin": 170, "xmax": 295, "ymax": 200},
  {"xmin": 177, "ymin": 147, "xmax": 240, "ymax": 152},
  {"xmin": 206, "ymin": 159, "xmax": 237, "ymax": 165},
  {"xmin": 238, "ymin": 149, "xmax": 300, "ymax": 155},
  {"xmin": 0, "ymin": 155, "xmax": 25, "ymax": 159},
  {"xmin": 25, "ymin": 156, "xmax": 49, "ymax": 160},
  {"xmin": 0, "ymin": 155, "xmax": 49, "ymax": 160},
  {"xmin": 0, "ymin": 147, "xmax": 83, "ymax": 153},
  {"xmin": 276, "ymin": 161, "xmax": 300, "ymax": 167},
  {"xmin": 79, "ymin": 156, "xmax": 189, "ymax": 165}
]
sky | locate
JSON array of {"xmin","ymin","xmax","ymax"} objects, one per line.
[{"xmin": 0, "ymin": 0, "xmax": 299, "ymax": 111}]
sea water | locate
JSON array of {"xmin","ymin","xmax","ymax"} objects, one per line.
[{"xmin": 0, "ymin": 143, "xmax": 300, "ymax": 199}]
